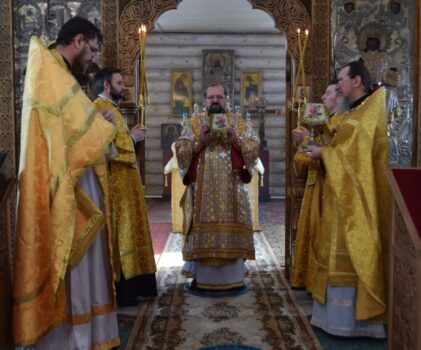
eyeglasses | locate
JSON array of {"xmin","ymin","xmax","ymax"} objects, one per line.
[
  {"xmin": 83, "ymin": 39, "xmax": 99, "ymax": 54},
  {"xmin": 338, "ymin": 76, "xmax": 352, "ymax": 84},
  {"xmin": 206, "ymin": 95, "xmax": 225, "ymax": 100}
]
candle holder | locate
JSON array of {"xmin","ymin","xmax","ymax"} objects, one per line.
[
  {"xmin": 288, "ymin": 28, "xmax": 309, "ymax": 125},
  {"xmin": 138, "ymin": 95, "xmax": 148, "ymax": 130},
  {"xmin": 138, "ymin": 24, "xmax": 149, "ymax": 128}
]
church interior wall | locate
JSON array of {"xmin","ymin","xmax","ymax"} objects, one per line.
[{"xmin": 143, "ymin": 32, "xmax": 287, "ymax": 197}]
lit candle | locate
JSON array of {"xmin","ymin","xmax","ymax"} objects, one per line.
[
  {"xmin": 138, "ymin": 24, "xmax": 147, "ymax": 127},
  {"xmin": 292, "ymin": 28, "xmax": 302, "ymax": 105},
  {"xmin": 138, "ymin": 27, "xmax": 143, "ymax": 100},
  {"xmin": 302, "ymin": 29, "xmax": 309, "ymax": 93},
  {"xmin": 138, "ymin": 25, "xmax": 147, "ymax": 100},
  {"xmin": 303, "ymin": 29, "xmax": 309, "ymax": 51},
  {"xmin": 296, "ymin": 28, "xmax": 303, "ymax": 58}
]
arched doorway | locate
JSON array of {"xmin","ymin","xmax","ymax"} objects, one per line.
[
  {"xmin": 118, "ymin": 0, "xmax": 311, "ymax": 85},
  {"xmin": 115, "ymin": 0, "xmax": 330, "ymax": 278}
]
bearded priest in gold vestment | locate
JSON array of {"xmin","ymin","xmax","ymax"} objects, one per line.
[
  {"xmin": 13, "ymin": 18, "xmax": 119, "ymax": 349},
  {"xmin": 176, "ymin": 84, "xmax": 260, "ymax": 291},
  {"xmin": 305, "ymin": 60, "xmax": 391, "ymax": 338},
  {"xmin": 94, "ymin": 68, "xmax": 157, "ymax": 306}
]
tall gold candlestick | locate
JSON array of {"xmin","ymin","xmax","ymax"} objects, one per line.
[
  {"xmin": 292, "ymin": 28, "xmax": 301, "ymax": 101},
  {"xmin": 297, "ymin": 28, "xmax": 302, "ymax": 56},
  {"xmin": 138, "ymin": 25, "xmax": 146, "ymax": 100},
  {"xmin": 138, "ymin": 24, "xmax": 147, "ymax": 127},
  {"xmin": 289, "ymin": 27, "xmax": 310, "ymax": 127},
  {"xmin": 303, "ymin": 29, "xmax": 309, "ymax": 49},
  {"xmin": 302, "ymin": 29, "xmax": 309, "ymax": 91},
  {"xmin": 138, "ymin": 27, "xmax": 144, "ymax": 112}
]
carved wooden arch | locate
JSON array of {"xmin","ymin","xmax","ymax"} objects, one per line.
[
  {"xmin": 118, "ymin": 0, "xmax": 311, "ymax": 87},
  {"xmin": 118, "ymin": 0, "xmax": 182, "ymax": 86},
  {"xmin": 247, "ymin": 0, "xmax": 311, "ymax": 74}
]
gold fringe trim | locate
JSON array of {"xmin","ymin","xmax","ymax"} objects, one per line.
[
  {"xmin": 192, "ymin": 223, "xmax": 253, "ymax": 235},
  {"xmin": 23, "ymin": 83, "xmax": 80, "ymax": 117},
  {"xmin": 14, "ymin": 319, "xmax": 65, "ymax": 347},
  {"xmin": 92, "ymin": 336, "xmax": 120, "ymax": 350},
  {"xmin": 16, "ymin": 323, "xmax": 119, "ymax": 349},
  {"xmin": 68, "ymin": 186, "xmax": 105, "ymax": 267},
  {"xmin": 197, "ymin": 281, "xmax": 244, "ymax": 290},
  {"xmin": 66, "ymin": 105, "xmax": 99, "ymax": 148},
  {"xmin": 201, "ymin": 258, "xmax": 238, "ymax": 266},
  {"xmin": 68, "ymin": 218, "xmax": 105, "ymax": 267},
  {"xmin": 66, "ymin": 303, "xmax": 115, "ymax": 325},
  {"xmin": 72, "ymin": 128, "xmax": 116, "ymax": 184},
  {"xmin": 184, "ymin": 250, "xmax": 255, "ymax": 261},
  {"xmin": 13, "ymin": 269, "xmax": 51, "ymax": 305}
]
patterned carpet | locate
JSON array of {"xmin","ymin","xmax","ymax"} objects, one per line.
[
  {"xmin": 118, "ymin": 199, "xmax": 386, "ymax": 349},
  {"xmin": 123, "ymin": 232, "xmax": 322, "ymax": 350}
]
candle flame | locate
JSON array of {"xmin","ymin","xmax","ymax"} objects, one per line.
[
  {"xmin": 297, "ymin": 28, "xmax": 301, "ymax": 34},
  {"xmin": 305, "ymin": 29, "xmax": 309, "ymax": 36},
  {"xmin": 141, "ymin": 24, "xmax": 147, "ymax": 33}
]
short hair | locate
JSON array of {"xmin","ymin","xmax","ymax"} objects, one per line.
[
  {"xmin": 95, "ymin": 67, "xmax": 121, "ymax": 95},
  {"xmin": 342, "ymin": 59, "xmax": 372, "ymax": 93},
  {"xmin": 56, "ymin": 16, "xmax": 102, "ymax": 46},
  {"xmin": 327, "ymin": 78, "xmax": 340, "ymax": 96},
  {"xmin": 204, "ymin": 83, "xmax": 226, "ymax": 97}
]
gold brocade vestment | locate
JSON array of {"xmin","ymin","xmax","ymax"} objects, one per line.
[
  {"xmin": 312, "ymin": 87, "xmax": 391, "ymax": 323},
  {"xmin": 13, "ymin": 37, "xmax": 117, "ymax": 345},
  {"xmin": 163, "ymin": 149, "xmax": 262, "ymax": 233},
  {"xmin": 290, "ymin": 115, "xmax": 343, "ymax": 291},
  {"xmin": 93, "ymin": 98, "xmax": 156, "ymax": 279},
  {"xmin": 176, "ymin": 113, "xmax": 260, "ymax": 264}
]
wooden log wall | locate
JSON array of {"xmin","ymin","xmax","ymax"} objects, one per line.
[{"xmin": 144, "ymin": 32, "xmax": 287, "ymax": 197}]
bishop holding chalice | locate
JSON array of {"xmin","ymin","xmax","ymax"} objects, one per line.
[{"xmin": 175, "ymin": 83, "xmax": 260, "ymax": 292}]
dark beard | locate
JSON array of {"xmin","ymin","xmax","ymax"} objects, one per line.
[
  {"xmin": 72, "ymin": 50, "xmax": 88, "ymax": 75},
  {"xmin": 208, "ymin": 103, "xmax": 225, "ymax": 114},
  {"xmin": 110, "ymin": 86, "xmax": 125, "ymax": 101},
  {"xmin": 110, "ymin": 91, "xmax": 124, "ymax": 101}
]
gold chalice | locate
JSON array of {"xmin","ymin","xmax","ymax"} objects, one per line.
[{"xmin": 299, "ymin": 103, "xmax": 329, "ymax": 147}]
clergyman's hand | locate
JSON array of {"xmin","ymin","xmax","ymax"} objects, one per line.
[
  {"xmin": 303, "ymin": 145, "xmax": 322, "ymax": 160},
  {"xmin": 292, "ymin": 125, "xmax": 309, "ymax": 144},
  {"xmin": 99, "ymin": 109, "xmax": 115, "ymax": 125},
  {"xmin": 199, "ymin": 125, "xmax": 212, "ymax": 145},
  {"xmin": 130, "ymin": 124, "xmax": 146, "ymax": 143},
  {"xmin": 226, "ymin": 125, "xmax": 239, "ymax": 149}
]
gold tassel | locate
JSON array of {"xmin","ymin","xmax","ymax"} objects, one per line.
[
  {"xmin": 260, "ymin": 174, "xmax": 264, "ymax": 187},
  {"xmin": 165, "ymin": 174, "xmax": 168, "ymax": 187}
]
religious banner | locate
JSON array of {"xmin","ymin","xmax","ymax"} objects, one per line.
[
  {"xmin": 240, "ymin": 71, "xmax": 262, "ymax": 111},
  {"xmin": 161, "ymin": 123, "xmax": 181, "ymax": 151},
  {"xmin": 171, "ymin": 70, "xmax": 193, "ymax": 117},
  {"xmin": 202, "ymin": 50, "xmax": 234, "ymax": 101}
]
